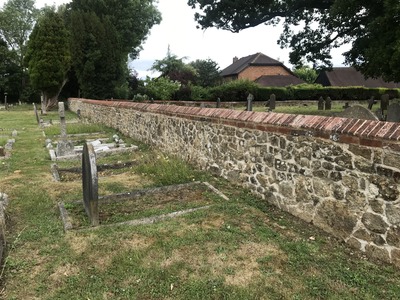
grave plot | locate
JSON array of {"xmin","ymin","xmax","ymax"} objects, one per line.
[
  {"xmin": 45, "ymin": 102, "xmax": 138, "ymax": 161},
  {"xmin": 0, "ymin": 129, "xmax": 17, "ymax": 159},
  {"xmin": 58, "ymin": 142, "xmax": 228, "ymax": 230}
]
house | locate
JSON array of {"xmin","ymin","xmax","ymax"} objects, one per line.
[
  {"xmin": 315, "ymin": 67, "xmax": 400, "ymax": 88},
  {"xmin": 220, "ymin": 52, "xmax": 305, "ymax": 87}
]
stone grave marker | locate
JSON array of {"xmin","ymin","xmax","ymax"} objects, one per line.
[
  {"xmin": 318, "ymin": 97, "xmax": 324, "ymax": 110},
  {"xmin": 325, "ymin": 97, "xmax": 332, "ymax": 110},
  {"xmin": 59, "ymin": 102, "xmax": 67, "ymax": 138},
  {"xmin": 0, "ymin": 147, "xmax": 4, "ymax": 157},
  {"xmin": 33, "ymin": 103, "xmax": 40, "ymax": 124},
  {"xmin": 368, "ymin": 96, "xmax": 375, "ymax": 110},
  {"xmin": 381, "ymin": 94, "xmax": 390, "ymax": 120},
  {"xmin": 342, "ymin": 102, "xmax": 350, "ymax": 109},
  {"xmin": 387, "ymin": 103, "xmax": 400, "ymax": 122},
  {"xmin": 269, "ymin": 94, "xmax": 276, "ymax": 111},
  {"xmin": 246, "ymin": 93, "xmax": 254, "ymax": 111},
  {"xmin": 82, "ymin": 142, "xmax": 99, "ymax": 226},
  {"xmin": 338, "ymin": 105, "xmax": 379, "ymax": 121},
  {"xmin": 56, "ymin": 102, "xmax": 74, "ymax": 157},
  {"xmin": 216, "ymin": 97, "xmax": 221, "ymax": 108}
]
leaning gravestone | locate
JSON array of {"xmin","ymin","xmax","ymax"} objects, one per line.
[
  {"xmin": 338, "ymin": 105, "xmax": 379, "ymax": 121},
  {"xmin": 325, "ymin": 97, "xmax": 332, "ymax": 110},
  {"xmin": 318, "ymin": 97, "xmax": 324, "ymax": 110},
  {"xmin": 381, "ymin": 94, "xmax": 390, "ymax": 120},
  {"xmin": 368, "ymin": 96, "xmax": 375, "ymax": 110},
  {"xmin": 33, "ymin": 103, "xmax": 40, "ymax": 124},
  {"xmin": 387, "ymin": 103, "xmax": 400, "ymax": 122},
  {"xmin": 82, "ymin": 142, "xmax": 99, "ymax": 226}
]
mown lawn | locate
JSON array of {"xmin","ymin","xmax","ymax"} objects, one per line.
[{"xmin": 0, "ymin": 105, "xmax": 399, "ymax": 299}]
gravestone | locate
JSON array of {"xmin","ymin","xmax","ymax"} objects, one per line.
[
  {"xmin": 338, "ymin": 105, "xmax": 379, "ymax": 121},
  {"xmin": 56, "ymin": 102, "xmax": 74, "ymax": 157},
  {"xmin": 381, "ymin": 94, "xmax": 390, "ymax": 120},
  {"xmin": 82, "ymin": 142, "xmax": 99, "ymax": 226},
  {"xmin": 59, "ymin": 102, "xmax": 67, "ymax": 138},
  {"xmin": 325, "ymin": 97, "xmax": 332, "ymax": 110},
  {"xmin": 33, "ymin": 103, "xmax": 40, "ymax": 124},
  {"xmin": 368, "ymin": 96, "xmax": 375, "ymax": 110},
  {"xmin": 269, "ymin": 94, "xmax": 276, "ymax": 111},
  {"xmin": 246, "ymin": 93, "xmax": 254, "ymax": 111},
  {"xmin": 77, "ymin": 109, "xmax": 81, "ymax": 119},
  {"xmin": 387, "ymin": 103, "xmax": 400, "ymax": 122},
  {"xmin": 318, "ymin": 97, "xmax": 324, "ymax": 110},
  {"xmin": 0, "ymin": 147, "xmax": 4, "ymax": 157},
  {"xmin": 342, "ymin": 102, "xmax": 350, "ymax": 109},
  {"xmin": 216, "ymin": 97, "xmax": 221, "ymax": 108}
]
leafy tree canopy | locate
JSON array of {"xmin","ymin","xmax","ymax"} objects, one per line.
[
  {"xmin": 151, "ymin": 47, "xmax": 197, "ymax": 85},
  {"xmin": 189, "ymin": 58, "xmax": 220, "ymax": 87},
  {"xmin": 188, "ymin": 0, "xmax": 400, "ymax": 81},
  {"xmin": 292, "ymin": 66, "xmax": 318, "ymax": 84}
]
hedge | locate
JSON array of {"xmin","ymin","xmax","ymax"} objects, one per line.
[{"xmin": 207, "ymin": 80, "xmax": 400, "ymax": 101}]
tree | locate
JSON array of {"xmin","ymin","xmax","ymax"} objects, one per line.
[
  {"xmin": 144, "ymin": 76, "xmax": 181, "ymax": 100},
  {"xmin": 190, "ymin": 58, "xmax": 220, "ymax": 87},
  {"xmin": 25, "ymin": 9, "xmax": 71, "ymax": 112},
  {"xmin": 188, "ymin": 0, "xmax": 400, "ymax": 82},
  {"xmin": 151, "ymin": 47, "xmax": 197, "ymax": 85},
  {"xmin": 0, "ymin": 0, "xmax": 38, "ymax": 101},
  {"xmin": 66, "ymin": 0, "xmax": 161, "ymax": 99},
  {"xmin": 293, "ymin": 66, "xmax": 318, "ymax": 84}
]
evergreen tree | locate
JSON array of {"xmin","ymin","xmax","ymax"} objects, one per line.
[
  {"xmin": 66, "ymin": 0, "xmax": 161, "ymax": 99},
  {"xmin": 25, "ymin": 9, "xmax": 71, "ymax": 112}
]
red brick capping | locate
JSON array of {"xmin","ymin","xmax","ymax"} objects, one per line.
[{"xmin": 69, "ymin": 98, "xmax": 400, "ymax": 148}]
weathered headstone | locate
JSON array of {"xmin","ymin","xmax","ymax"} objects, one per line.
[
  {"xmin": 216, "ymin": 97, "xmax": 221, "ymax": 108},
  {"xmin": 381, "ymin": 94, "xmax": 390, "ymax": 120},
  {"xmin": 246, "ymin": 93, "xmax": 254, "ymax": 111},
  {"xmin": 325, "ymin": 97, "xmax": 332, "ymax": 110},
  {"xmin": 77, "ymin": 109, "xmax": 81, "ymax": 119},
  {"xmin": 368, "ymin": 96, "xmax": 375, "ymax": 110},
  {"xmin": 59, "ymin": 102, "xmax": 67, "ymax": 139},
  {"xmin": 12, "ymin": 130, "xmax": 17, "ymax": 137},
  {"xmin": 387, "ymin": 103, "xmax": 400, "ymax": 122},
  {"xmin": 0, "ymin": 147, "xmax": 4, "ymax": 157},
  {"xmin": 318, "ymin": 97, "xmax": 324, "ymax": 110},
  {"xmin": 343, "ymin": 102, "xmax": 350, "ymax": 109},
  {"xmin": 338, "ymin": 105, "xmax": 379, "ymax": 121},
  {"xmin": 269, "ymin": 94, "xmax": 276, "ymax": 111},
  {"xmin": 56, "ymin": 102, "xmax": 74, "ymax": 157},
  {"xmin": 82, "ymin": 143, "xmax": 99, "ymax": 226},
  {"xmin": 33, "ymin": 103, "xmax": 40, "ymax": 124}
]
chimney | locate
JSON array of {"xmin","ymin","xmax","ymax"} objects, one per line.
[{"xmin": 233, "ymin": 56, "xmax": 238, "ymax": 63}]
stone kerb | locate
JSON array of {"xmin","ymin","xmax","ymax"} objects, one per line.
[{"xmin": 68, "ymin": 98, "xmax": 400, "ymax": 267}]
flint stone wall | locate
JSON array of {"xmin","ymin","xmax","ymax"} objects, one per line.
[{"xmin": 68, "ymin": 98, "xmax": 400, "ymax": 267}]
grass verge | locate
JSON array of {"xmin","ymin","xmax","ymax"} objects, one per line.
[{"xmin": 0, "ymin": 107, "xmax": 399, "ymax": 299}]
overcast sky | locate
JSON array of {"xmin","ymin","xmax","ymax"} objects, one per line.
[{"xmin": 29, "ymin": 0, "xmax": 348, "ymax": 78}]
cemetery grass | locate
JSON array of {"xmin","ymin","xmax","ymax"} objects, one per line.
[{"xmin": 0, "ymin": 109, "xmax": 400, "ymax": 299}]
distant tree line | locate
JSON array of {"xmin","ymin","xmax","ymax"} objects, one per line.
[{"xmin": 0, "ymin": 0, "xmax": 161, "ymax": 112}]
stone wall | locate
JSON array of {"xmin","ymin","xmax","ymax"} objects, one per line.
[{"xmin": 68, "ymin": 98, "xmax": 400, "ymax": 267}]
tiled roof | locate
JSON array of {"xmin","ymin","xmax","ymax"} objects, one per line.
[
  {"xmin": 220, "ymin": 53, "xmax": 284, "ymax": 77},
  {"xmin": 255, "ymin": 75, "xmax": 305, "ymax": 87},
  {"xmin": 315, "ymin": 67, "xmax": 400, "ymax": 88}
]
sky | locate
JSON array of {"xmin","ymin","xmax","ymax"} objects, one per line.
[{"xmin": 27, "ymin": 0, "xmax": 348, "ymax": 78}]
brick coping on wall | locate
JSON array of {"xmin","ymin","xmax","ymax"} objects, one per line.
[{"xmin": 69, "ymin": 98, "xmax": 400, "ymax": 150}]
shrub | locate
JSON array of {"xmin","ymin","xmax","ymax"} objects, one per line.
[{"xmin": 210, "ymin": 79, "xmax": 259, "ymax": 101}]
